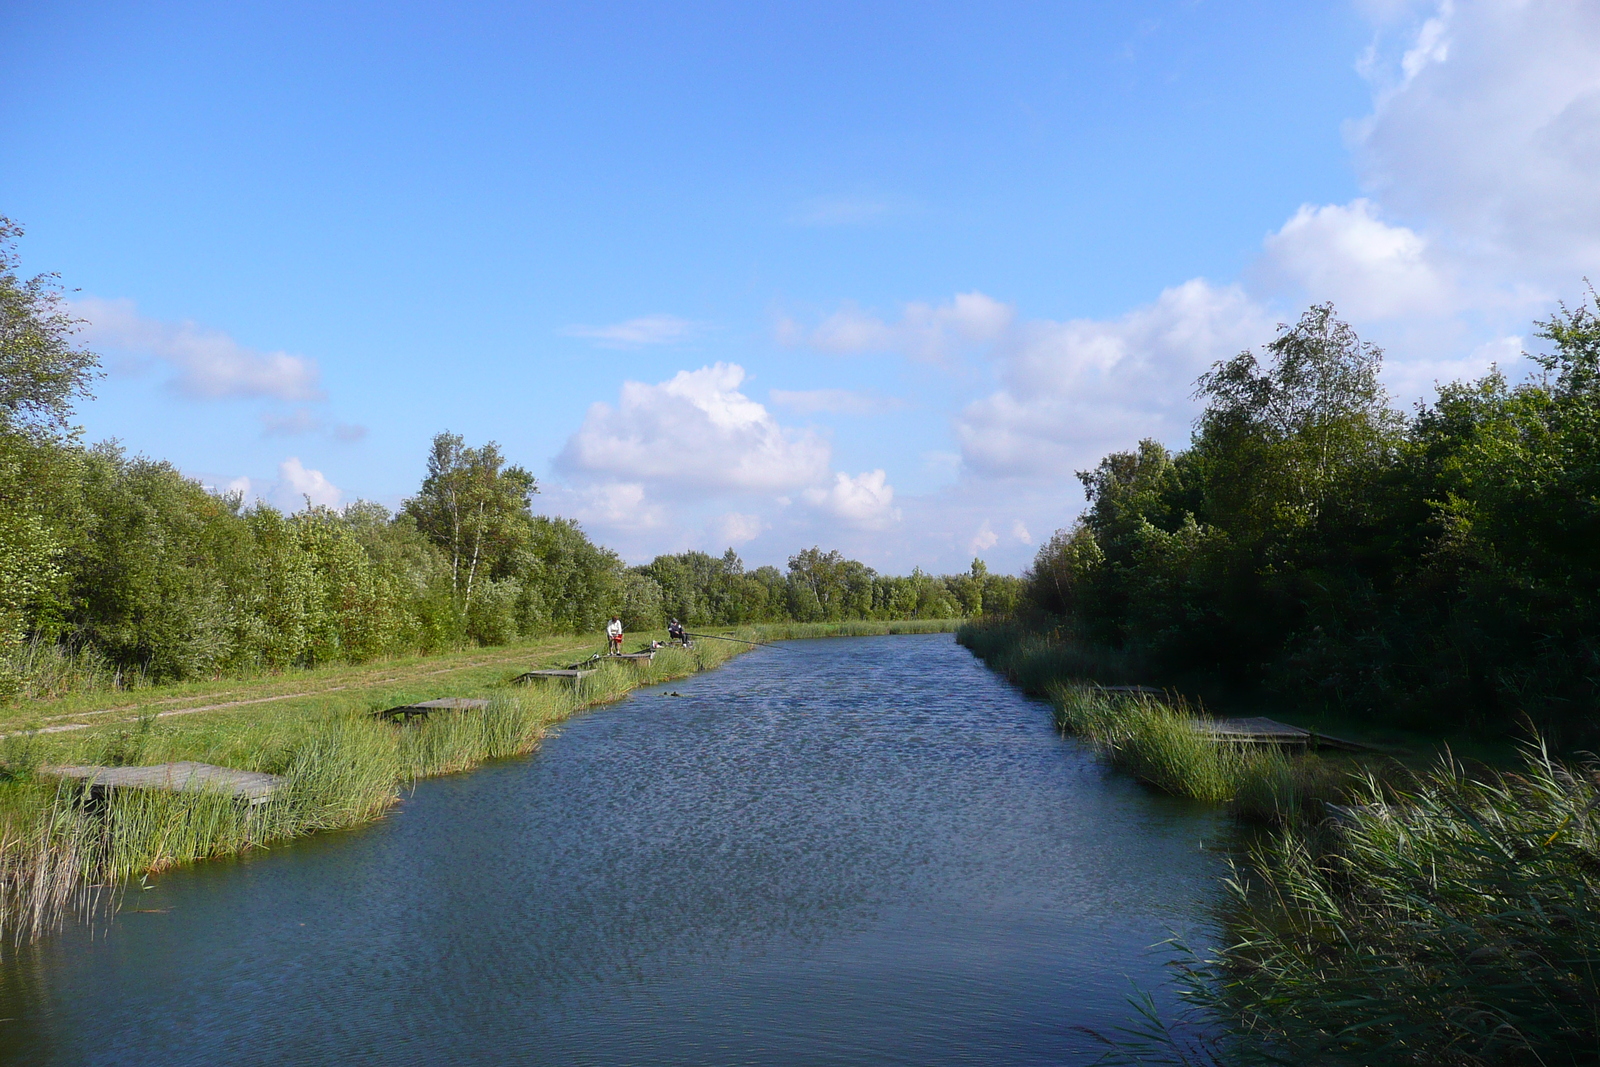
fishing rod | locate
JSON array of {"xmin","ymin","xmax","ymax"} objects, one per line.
[{"xmin": 682, "ymin": 631, "xmax": 791, "ymax": 651}]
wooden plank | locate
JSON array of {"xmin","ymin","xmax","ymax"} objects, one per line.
[
  {"xmin": 613, "ymin": 651, "xmax": 656, "ymax": 664},
  {"xmin": 42, "ymin": 761, "xmax": 285, "ymax": 805},
  {"xmin": 376, "ymin": 697, "xmax": 489, "ymax": 722},
  {"xmin": 515, "ymin": 669, "xmax": 597, "ymax": 683},
  {"xmin": 1196, "ymin": 717, "xmax": 1373, "ymax": 751}
]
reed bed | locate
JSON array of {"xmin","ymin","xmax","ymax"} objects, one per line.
[
  {"xmin": 0, "ymin": 633, "xmax": 745, "ymax": 946},
  {"xmin": 1048, "ymin": 684, "xmax": 1309, "ymax": 808},
  {"xmin": 1122, "ymin": 743, "xmax": 1600, "ymax": 1067},
  {"xmin": 967, "ymin": 619, "xmax": 1355, "ymax": 820}
]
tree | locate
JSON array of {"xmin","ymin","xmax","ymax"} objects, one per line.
[
  {"xmin": 0, "ymin": 219, "xmax": 101, "ymax": 692},
  {"xmin": 0, "ymin": 218, "xmax": 100, "ymax": 439},
  {"xmin": 403, "ymin": 432, "xmax": 537, "ymax": 610},
  {"xmin": 1192, "ymin": 304, "xmax": 1400, "ymax": 535}
]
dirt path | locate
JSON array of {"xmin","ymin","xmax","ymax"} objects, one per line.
[{"xmin": 3, "ymin": 640, "xmax": 599, "ymax": 740}]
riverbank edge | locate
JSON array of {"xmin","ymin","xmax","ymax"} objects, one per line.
[
  {"xmin": 0, "ymin": 620, "xmax": 960, "ymax": 945},
  {"xmin": 957, "ymin": 617, "xmax": 1600, "ymax": 1064},
  {"xmin": 954, "ymin": 617, "xmax": 1370, "ymax": 819}
]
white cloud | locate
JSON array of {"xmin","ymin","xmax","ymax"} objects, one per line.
[
  {"xmin": 956, "ymin": 279, "xmax": 1272, "ymax": 478},
  {"xmin": 71, "ymin": 296, "xmax": 323, "ymax": 401},
  {"xmin": 1352, "ymin": 1, "xmax": 1600, "ymax": 278},
  {"xmin": 798, "ymin": 292, "xmax": 1015, "ymax": 363},
  {"xmin": 1260, "ymin": 199, "xmax": 1455, "ymax": 319},
  {"xmin": 274, "ymin": 457, "xmax": 342, "ymax": 509},
  {"xmin": 224, "ymin": 475, "xmax": 252, "ymax": 500},
  {"xmin": 557, "ymin": 363, "xmax": 831, "ymax": 493},
  {"xmin": 561, "ymin": 315, "xmax": 697, "ymax": 348},
  {"xmin": 1011, "ymin": 520, "xmax": 1032, "ymax": 545},
  {"xmin": 712, "ymin": 512, "xmax": 764, "ymax": 545},
  {"xmin": 969, "ymin": 520, "xmax": 999, "ymax": 554},
  {"xmin": 804, "ymin": 470, "xmax": 901, "ymax": 530},
  {"xmin": 569, "ymin": 482, "xmax": 667, "ymax": 529},
  {"xmin": 767, "ymin": 387, "xmax": 899, "ymax": 415},
  {"xmin": 1384, "ymin": 332, "xmax": 1523, "ymax": 403}
]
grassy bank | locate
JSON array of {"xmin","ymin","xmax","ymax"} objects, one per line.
[
  {"xmin": 0, "ymin": 620, "xmax": 957, "ymax": 945},
  {"xmin": 959, "ymin": 618, "xmax": 1600, "ymax": 1065},
  {"xmin": 959, "ymin": 618, "xmax": 1357, "ymax": 820}
]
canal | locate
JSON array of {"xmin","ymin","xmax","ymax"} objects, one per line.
[{"xmin": 0, "ymin": 633, "xmax": 1225, "ymax": 1065}]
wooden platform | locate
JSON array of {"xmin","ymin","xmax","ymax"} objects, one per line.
[
  {"xmin": 515, "ymin": 669, "xmax": 597, "ymax": 684},
  {"xmin": 376, "ymin": 697, "xmax": 489, "ymax": 722},
  {"xmin": 42, "ymin": 761, "xmax": 285, "ymax": 805},
  {"xmin": 1196, "ymin": 716, "xmax": 1372, "ymax": 752},
  {"xmin": 613, "ymin": 651, "xmax": 656, "ymax": 664}
]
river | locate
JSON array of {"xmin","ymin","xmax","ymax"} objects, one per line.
[{"xmin": 0, "ymin": 633, "xmax": 1225, "ymax": 1065}]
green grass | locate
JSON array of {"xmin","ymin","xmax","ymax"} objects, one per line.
[
  {"xmin": 1049, "ymin": 685, "xmax": 1271, "ymax": 804},
  {"xmin": 966, "ymin": 618, "xmax": 1415, "ymax": 819}
]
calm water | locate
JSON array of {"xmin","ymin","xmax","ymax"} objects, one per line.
[{"xmin": 0, "ymin": 634, "xmax": 1225, "ymax": 1065}]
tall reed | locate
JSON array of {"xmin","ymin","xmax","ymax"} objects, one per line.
[
  {"xmin": 1157, "ymin": 742, "xmax": 1600, "ymax": 1066},
  {"xmin": 1048, "ymin": 685, "xmax": 1261, "ymax": 804}
]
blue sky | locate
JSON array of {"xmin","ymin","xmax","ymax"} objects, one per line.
[{"xmin": 4, "ymin": 2, "xmax": 1596, "ymax": 572}]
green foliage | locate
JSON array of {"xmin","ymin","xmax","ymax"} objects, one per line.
[
  {"xmin": 635, "ymin": 546, "xmax": 1016, "ymax": 631},
  {"xmin": 0, "ymin": 218, "xmax": 100, "ymax": 439},
  {"xmin": 1022, "ymin": 292, "xmax": 1600, "ymax": 742},
  {"xmin": 402, "ymin": 431, "xmax": 538, "ymax": 611},
  {"xmin": 1184, "ymin": 744, "xmax": 1600, "ymax": 1066}
]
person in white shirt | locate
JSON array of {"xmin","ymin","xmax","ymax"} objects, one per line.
[{"xmin": 606, "ymin": 615, "xmax": 624, "ymax": 654}]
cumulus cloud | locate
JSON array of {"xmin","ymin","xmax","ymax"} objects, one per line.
[
  {"xmin": 796, "ymin": 292, "xmax": 1014, "ymax": 363},
  {"xmin": 561, "ymin": 315, "xmax": 697, "ymax": 348},
  {"xmin": 1011, "ymin": 520, "xmax": 1032, "ymax": 545},
  {"xmin": 275, "ymin": 457, "xmax": 341, "ymax": 509},
  {"xmin": 568, "ymin": 482, "xmax": 667, "ymax": 529},
  {"xmin": 956, "ymin": 279, "xmax": 1272, "ymax": 478},
  {"xmin": 1260, "ymin": 199, "xmax": 1455, "ymax": 319},
  {"xmin": 71, "ymin": 297, "xmax": 323, "ymax": 401},
  {"xmin": 803, "ymin": 470, "xmax": 901, "ymax": 530},
  {"xmin": 969, "ymin": 520, "xmax": 999, "ymax": 554},
  {"xmin": 767, "ymin": 387, "xmax": 899, "ymax": 415},
  {"xmin": 1352, "ymin": 1, "xmax": 1600, "ymax": 278},
  {"xmin": 557, "ymin": 363, "xmax": 831, "ymax": 492},
  {"xmin": 713, "ymin": 512, "xmax": 764, "ymax": 545}
]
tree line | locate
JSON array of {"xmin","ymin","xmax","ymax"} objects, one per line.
[
  {"xmin": 1023, "ymin": 293, "xmax": 1600, "ymax": 742},
  {"xmin": 0, "ymin": 219, "xmax": 1016, "ymax": 694}
]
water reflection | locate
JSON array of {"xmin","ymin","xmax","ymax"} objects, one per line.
[{"xmin": 0, "ymin": 633, "xmax": 1224, "ymax": 1066}]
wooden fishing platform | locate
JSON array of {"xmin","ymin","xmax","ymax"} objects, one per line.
[
  {"xmin": 1197, "ymin": 716, "xmax": 1373, "ymax": 752},
  {"xmin": 42, "ymin": 761, "xmax": 285, "ymax": 805},
  {"xmin": 515, "ymin": 668, "xmax": 597, "ymax": 684},
  {"xmin": 614, "ymin": 651, "xmax": 655, "ymax": 664},
  {"xmin": 376, "ymin": 697, "xmax": 489, "ymax": 722}
]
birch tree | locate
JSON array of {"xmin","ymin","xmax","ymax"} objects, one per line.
[{"xmin": 403, "ymin": 432, "xmax": 537, "ymax": 610}]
